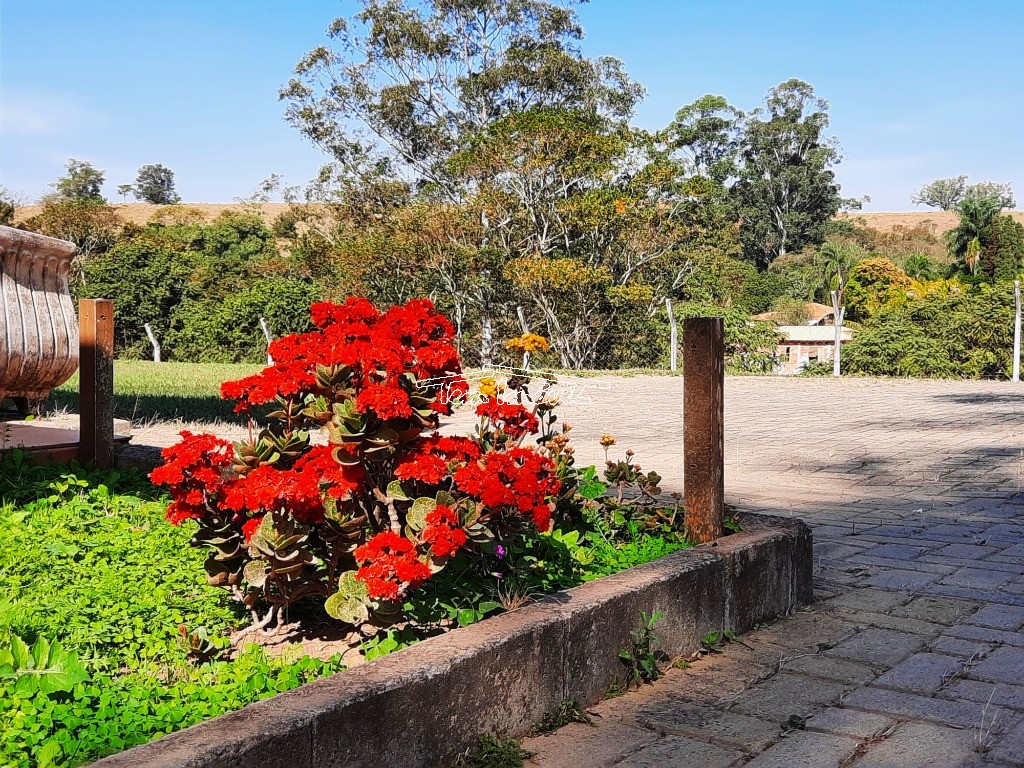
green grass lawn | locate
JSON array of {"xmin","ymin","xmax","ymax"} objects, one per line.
[{"xmin": 50, "ymin": 361, "xmax": 261, "ymax": 423}]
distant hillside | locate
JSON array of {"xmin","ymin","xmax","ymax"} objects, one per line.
[
  {"xmin": 12, "ymin": 202, "xmax": 294, "ymax": 227},
  {"xmin": 13, "ymin": 202, "xmax": 1024, "ymax": 236},
  {"xmin": 840, "ymin": 210, "xmax": 1024, "ymax": 234}
]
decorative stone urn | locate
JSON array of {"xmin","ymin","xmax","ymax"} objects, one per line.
[{"xmin": 0, "ymin": 225, "xmax": 79, "ymax": 412}]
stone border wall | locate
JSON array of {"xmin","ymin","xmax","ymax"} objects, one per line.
[{"xmin": 92, "ymin": 512, "xmax": 811, "ymax": 768}]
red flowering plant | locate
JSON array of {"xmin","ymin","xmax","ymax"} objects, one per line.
[{"xmin": 150, "ymin": 297, "xmax": 576, "ymax": 635}]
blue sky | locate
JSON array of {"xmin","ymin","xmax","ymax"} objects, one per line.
[{"xmin": 2, "ymin": 0, "xmax": 1021, "ymax": 210}]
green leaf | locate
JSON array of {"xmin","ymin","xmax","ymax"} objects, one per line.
[
  {"xmin": 406, "ymin": 497, "xmax": 436, "ymax": 532},
  {"xmin": 10, "ymin": 634, "xmax": 30, "ymax": 669},
  {"xmin": 325, "ymin": 571, "xmax": 371, "ymax": 624},
  {"xmin": 36, "ymin": 741, "xmax": 62, "ymax": 768},
  {"xmin": 324, "ymin": 592, "xmax": 368, "ymax": 624},
  {"xmin": 386, "ymin": 480, "xmax": 409, "ymax": 501},
  {"xmin": 243, "ymin": 560, "xmax": 268, "ymax": 589},
  {"xmin": 3, "ymin": 634, "xmax": 89, "ymax": 695}
]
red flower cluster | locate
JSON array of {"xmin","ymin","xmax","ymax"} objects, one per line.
[
  {"xmin": 219, "ymin": 362, "xmax": 316, "ymax": 414},
  {"xmin": 395, "ymin": 435, "xmax": 481, "ymax": 485},
  {"xmin": 220, "ymin": 446, "xmax": 363, "ymax": 524},
  {"xmin": 293, "ymin": 445, "xmax": 365, "ymax": 499},
  {"xmin": 476, "ymin": 400, "xmax": 539, "ymax": 439},
  {"xmin": 356, "ymin": 383, "xmax": 413, "ymax": 420},
  {"xmin": 150, "ymin": 432, "xmax": 234, "ymax": 524},
  {"xmin": 422, "ymin": 504, "xmax": 467, "ymax": 558},
  {"xmin": 455, "ymin": 447, "xmax": 561, "ymax": 531},
  {"xmin": 155, "ymin": 298, "xmax": 578, "ymax": 628},
  {"xmin": 354, "ymin": 531, "xmax": 432, "ymax": 601},
  {"xmin": 217, "ymin": 297, "xmax": 466, "ymax": 417}
]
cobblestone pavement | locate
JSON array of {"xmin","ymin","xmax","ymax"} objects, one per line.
[
  {"xmin": 125, "ymin": 375, "xmax": 1024, "ymax": 765},
  {"xmin": 510, "ymin": 376, "xmax": 1024, "ymax": 767}
]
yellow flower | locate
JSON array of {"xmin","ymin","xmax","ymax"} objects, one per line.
[
  {"xmin": 600, "ymin": 434, "xmax": 616, "ymax": 448},
  {"xmin": 478, "ymin": 376, "xmax": 502, "ymax": 399},
  {"xmin": 505, "ymin": 333, "xmax": 550, "ymax": 354}
]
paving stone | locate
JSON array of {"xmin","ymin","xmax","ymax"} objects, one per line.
[
  {"xmin": 891, "ymin": 595, "xmax": 980, "ymax": 625},
  {"xmin": 944, "ymin": 679, "xmax": 1024, "ymax": 711},
  {"xmin": 848, "ymin": 721, "xmax": 977, "ymax": 767},
  {"xmin": 614, "ymin": 735, "xmax": 744, "ymax": 768},
  {"xmin": 842, "ymin": 686, "xmax": 1009, "ymax": 729},
  {"xmin": 647, "ymin": 655, "xmax": 776, "ymax": 707},
  {"xmin": 848, "ymin": 555, "xmax": 956, "ymax": 575},
  {"xmin": 874, "ymin": 652, "xmax": 966, "ymax": 694},
  {"xmin": 780, "ymin": 654, "xmax": 879, "ymax": 685},
  {"xmin": 742, "ymin": 730, "xmax": 859, "ymax": 768},
  {"xmin": 963, "ymin": 603, "xmax": 1024, "ymax": 631},
  {"xmin": 927, "ymin": 636, "xmax": 1000, "ymax": 659},
  {"xmin": 933, "ymin": 543, "xmax": 1002, "ymax": 560},
  {"xmin": 522, "ymin": 720, "xmax": 658, "ymax": 768},
  {"xmin": 804, "ymin": 707, "xmax": 895, "ymax": 740},
  {"xmin": 919, "ymin": 555, "xmax": 1024, "ymax": 574},
  {"xmin": 968, "ymin": 646, "xmax": 1024, "ymax": 685},
  {"xmin": 939, "ymin": 567, "xmax": 1014, "ymax": 590},
  {"xmin": 864, "ymin": 568, "xmax": 943, "ymax": 590},
  {"xmin": 823, "ymin": 588, "xmax": 908, "ymax": 614},
  {"xmin": 633, "ymin": 701, "xmax": 781, "ymax": 751},
  {"xmin": 473, "ymin": 378, "xmax": 1024, "ymax": 768},
  {"xmin": 860, "ymin": 543, "xmax": 931, "ymax": 560},
  {"xmin": 729, "ymin": 672, "xmax": 847, "ymax": 722},
  {"xmin": 843, "ymin": 610, "xmax": 946, "ymax": 637},
  {"xmin": 984, "ymin": 716, "xmax": 1024, "ymax": 766},
  {"xmin": 923, "ymin": 584, "xmax": 1024, "ymax": 607},
  {"xmin": 743, "ymin": 610, "xmax": 859, "ymax": 653},
  {"xmin": 940, "ymin": 623, "xmax": 1024, "ymax": 647},
  {"xmin": 826, "ymin": 626, "xmax": 926, "ymax": 666}
]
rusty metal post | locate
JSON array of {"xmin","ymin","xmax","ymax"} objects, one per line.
[
  {"xmin": 684, "ymin": 317, "xmax": 724, "ymax": 543},
  {"xmin": 79, "ymin": 299, "xmax": 115, "ymax": 468}
]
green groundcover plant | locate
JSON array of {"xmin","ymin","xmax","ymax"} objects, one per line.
[{"xmin": 0, "ymin": 454, "xmax": 346, "ymax": 767}]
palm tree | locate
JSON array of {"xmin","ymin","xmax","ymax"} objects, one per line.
[
  {"xmin": 902, "ymin": 253, "xmax": 939, "ymax": 281},
  {"xmin": 816, "ymin": 241, "xmax": 858, "ymax": 376},
  {"xmin": 947, "ymin": 196, "xmax": 1002, "ymax": 274}
]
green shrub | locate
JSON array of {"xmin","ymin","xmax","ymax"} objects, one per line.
[
  {"xmin": 841, "ymin": 282, "xmax": 1014, "ymax": 378},
  {"xmin": 79, "ymin": 237, "xmax": 197, "ymax": 357},
  {"xmin": 167, "ymin": 277, "xmax": 320, "ymax": 363}
]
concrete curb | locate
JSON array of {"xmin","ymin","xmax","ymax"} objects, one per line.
[{"xmin": 91, "ymin": 512, "xmax": 812, "ymax": 768}]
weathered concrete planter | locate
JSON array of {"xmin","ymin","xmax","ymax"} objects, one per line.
[
  {"xmin": 0, "ymin": 226, "xmax": 79, "ymax": 409},
  {"xmin": 92, "ymin": 512, "xmax": 812, "ymax": 768}
]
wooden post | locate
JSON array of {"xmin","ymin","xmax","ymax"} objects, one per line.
[
  {"xmin": 79, "ymin": 299, "xmax": 115, "ymax": 468},
  {"xmin": 1014, "ymin": 280, "xmax": 1021, "ymax": 383},
  {"xmin": 683, "ymin": 317, "xmax": 724, "ymax": 543},
  {"xmin": 666, "ymin": 298, "xmax": 678, "ymax": 372}
]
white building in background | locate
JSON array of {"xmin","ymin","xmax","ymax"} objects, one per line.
[{"xmin": 752, "ymin": 302, "xmax": 854, "ymax": 374}]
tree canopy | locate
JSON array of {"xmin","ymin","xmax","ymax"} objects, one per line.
[
  {"xmin": 732, "ymin": 80, "xmax": 842, "ymax": 268},
  {"xmin": 51, "ymin": 159, "xmax": 105, "ymax": 202},
  {"xmin": 130, "ymin": 164, "xmax": 181, "ymax": 204}
]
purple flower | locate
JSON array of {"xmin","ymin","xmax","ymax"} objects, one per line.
[{"xmin": 494, "ymin": 544, "xmax": 507, "ymax": 560}]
